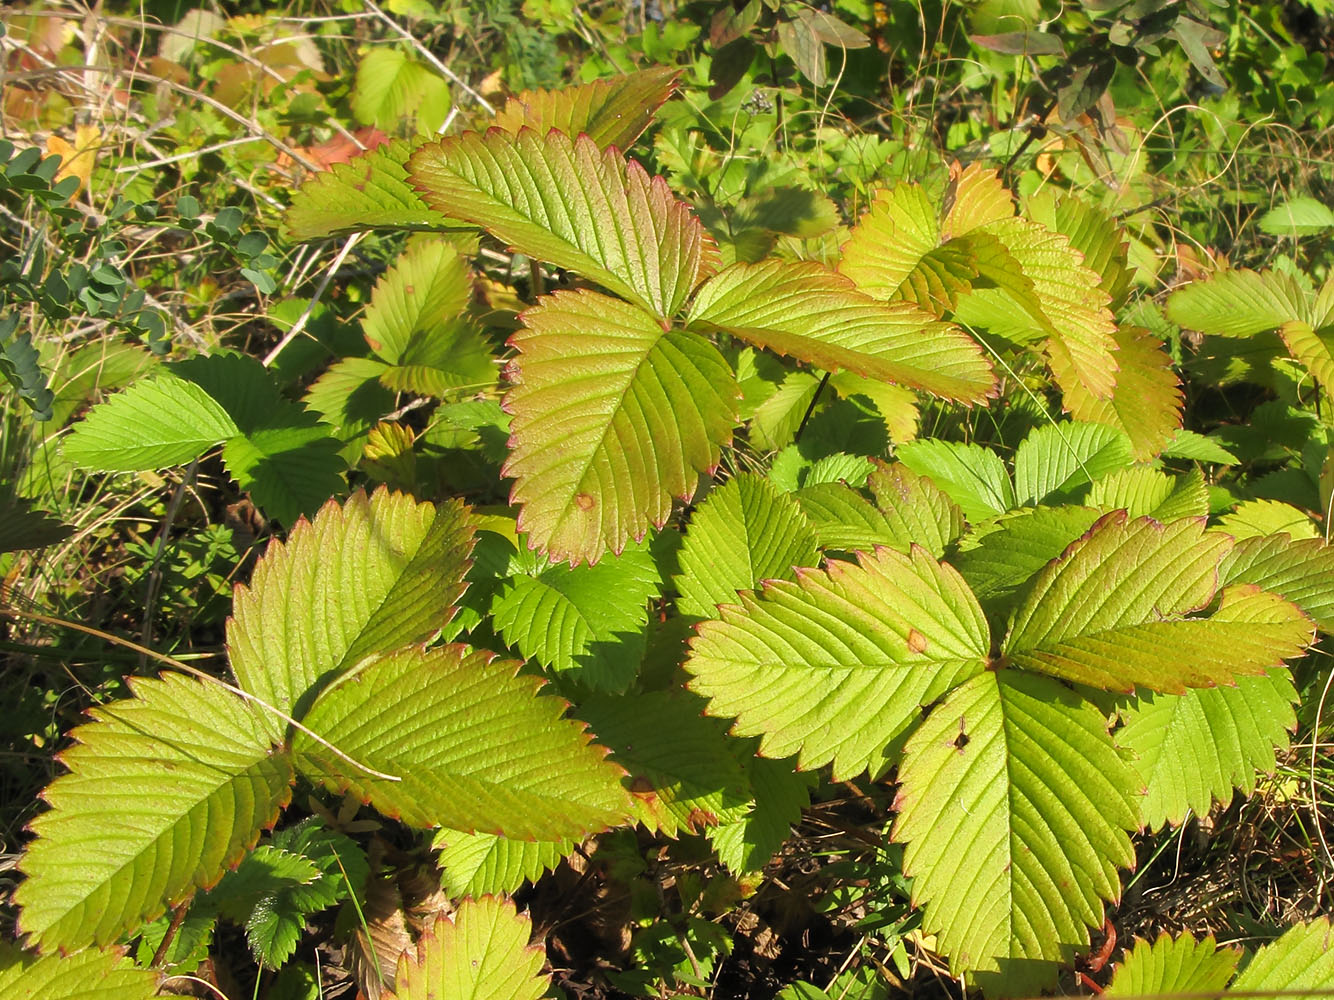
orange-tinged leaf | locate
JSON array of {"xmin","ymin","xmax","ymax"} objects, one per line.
[
  {"xmin": 45, "ymin": 124, "xmax": 100, "ymax": 194},
  {"xmin": 490, "ymin": 67, "xmax": 681, "ymax": 150},
  {"xmin": 686, "ymin": 260, "xmax": 995, "ymax": 403},
  {"xmin": 410, "ymin": 129, "xmax": 717, "ymax": 321}
]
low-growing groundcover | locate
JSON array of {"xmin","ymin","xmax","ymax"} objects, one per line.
[{"xmin": 2, "ymin": 2, "xmax": 1334, "ymax": 998}]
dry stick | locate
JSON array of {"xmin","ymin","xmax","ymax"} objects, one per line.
[
  {"xmin": 0, "ymin": 600, "xmax": 401, "ymax": 783},
  {"xmin": 262, "ymin": 232, "xmax": 363, "ymax": 367},
  {"xmin": 363, "ymin": 0, "xmax": 496, "ymax": 115}
]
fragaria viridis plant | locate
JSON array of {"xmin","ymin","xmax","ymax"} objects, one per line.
[{"xmin": 11, "ymin": 66, "xmax": 1334, "ymax": 998}]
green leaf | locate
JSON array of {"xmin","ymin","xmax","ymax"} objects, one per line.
[
  {"xmin": 674, "ymin": 474, "xmax": 819, "ymax": 618},
  {"xmin": 410, "ymin": 130, "xmax": 717, "ymax": 320},
  {"xmin": 207, "ymin": 847, "xmax": 321, "ymax": 922},
  {"xmin": 1257, "ymin": 197, "xmax": 1334, "ymax": 237},
  {"xmin": 894, "ymin": 439, "xmax": 1015, "ymax": 522},
  {"xmin": 1216, "ymin": 499, "xmax": 1317, "ymax": 539},
  {"xmin": 433, "ymin": 828, "xmax": 573, "ymax": 898},
  {"xmin": 955, "ymin": 505, "xmax": 1103, "ymax": 617},
  {"xmin": 61, "ymin": 373, "xmax": 238, "ymax": 469},
  {"xmin": 1012, "ymin": 421, "xmax": 1134, "ymax": 506},
  {"xmin": 1087, "ymin": 466, "xmax": 1209, "ymax": 521},
  {"xmin": 385, "ymin": 897, "xmax": 549, "ymax": 1000},
  {"xmin": 491, "ymin": 67, "xmax": 681, "ymax": 150},
  {"xmin": 352, "ymin": 49, "xmax": 450, "ymax": 135},
  {"xmin": 491, "ymin": 539, "xmax": 660, "ymax": 691},
  {"xmin": 1231, "ymin": 919, "xmax": 1334, "ymax": 995},
  {"xmin": 1219, "ymin": 533, "xmax": 1334, "ymax": 632},
  {"xmin": 0, "ymin": 941, "xmax": 160, "ymax": 999},
  {"xmin": 864, "ymin": 462, "xmax": 967, "ymax": 559},
  {"xmin": 503, "ymin": 290, "xmax": 737, "ymax": 564},
  {"xmin": 1277, "ymin": 319, "xmax": 1334, "ymax": 405},
  {"xmin": 1105, "ymin": 933, "xmax": 1240, "ymax": 996},
  {"xmin": 1166, "ymin": 269, "xmax": 1309, "ymax": 337},
  {"xmin": 1066, "ymin": 327, "xmax": 1183, "ymax": 461},
  {"xmin": 1161, "ymin": 429, "xmax": 1239, "ymax": 465},
  {"xmin": 229, "ymin": 489, "xmax": 475, "ymax": 730},
  {"xmin": 362, "ymin": 239, "xmax": 494, "ymax": 390},
  {"xmin": 293, "ymin": 644, "xmax": 632, "ymax": 841},
  {"xmin": 1004, "ymin": 514, "xmax": 1313, "ymax": 693},
  {"xmin": 708, "ymin": 752, "xmax": 815, "ymax": 874},
  {"xmin": 578, "ymin": 690, "xmax": 751, "ymax": 835},
  {"xmin": 686, "ymin": 260, "xmax": 995, "ymax": 403},
  {"xmin": 1025, "ymin": 189, "xmax": 1130, "ymax": 306},
  {"xmin": 219, "ymin": 412, "xmax": 347, "ymax": 525},
  {"xmin": 686, "ymin": 546, "xmax": 990, "ymax": 779},
  {"xmin": 1117, "ymin": 668, "xmax": 1297, "ymax": 830},
  {"xmin": 284, "ymin": 139, "xmax": 458, "ymax": 240},
  {"xmin": 891, "ymin": 671, "xmax": 1138, "ymax": 996},
  {"xmin": 16, "ymin": 674, "xmax": 293, "ymax": 952},
  {"xmin": 304, "ymin": 356, "xmax": 396, "ymax": 445},
  {"xmin": 792, "ymin": 482, "xmax": 906, "ymax": 553}
]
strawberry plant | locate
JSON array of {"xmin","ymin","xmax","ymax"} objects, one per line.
[{"xmin": 5, "ymin": 7, "xmax": 1334, "ymax": 999}]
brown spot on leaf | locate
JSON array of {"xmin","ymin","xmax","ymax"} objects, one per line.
[
  {"xmin": 907, "ymin": 628, "xmax": 928, "ymax": 654},
  {"xmin": 576, "ymin": 492, "xmax": 595, "ymax": 511},
  {"xmin": 629, "ymin": 775, "xmax": 656, "ymax": 797}
]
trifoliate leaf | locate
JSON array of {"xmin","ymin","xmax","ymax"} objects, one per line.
[
  {"xmin": 384, "ymin": 897, "xmax": 549, "ymax": 1000},
  {"xmin": 410, "ymin": 130, "xmax": 717, "ymax": 320},
  {"xmin": 894, "ymin": 439, "xmax": 1015, "ymax": 522},
  {"xmin": 229, "ymin": 489, "xmax": 475, "ymax": 731},
  {"xmin": 0, "ymin": 941, "xmax": 160, "ymax": 999},
  {"xmin": 490, "ymin": 67, "xmax": 680, "ymax": 150},
  {"xmin": 293, "ymin": 644, "xmax": 632, "ymax": 841},
  {"xmin": 1105, "ymin": 933, "xmax": 1240, "ymax": 996},
  {"xmin": 1117, "ymin": 668, "xmax": 1297, "ymax": 830},
  {"xmin": 1012, "ymin": 421, "xmax": 1134, "ymax": 505},
  {"xmin": 361, "ymin": 239, "xmax": 494, "ymax": 391},
  {"xmin": 433, "ymin": 829, "xmax": 573, "ymax": 898},
  {"xmin": 687, "ymin": 546, "xmax": 990, "ymax": 779},
  {"xmin": 1004, "ymin": 514, "xmax": 1312, "ymax": 693},
  {"xmin": 503, "ymin": 290, "xmax": 737, "ymax": 564},
  {"xmin": 207, "ymin": 847, "xmax": 321, "ymax": 923},
  {"xmin": 892, "ymin": 670, "xmax": 1138, "ymax": 996},
  {"xmin": 16, "ymin": 674, "xmax": 293, "ymax": 952},
  {"xmin": 491, "ymin": 539, "xmax": 660, "ymax": 691},
  {"xmin": 686, "ymin": 260, "xmax": 995, "ymax": 403},
  {"xmin": 674, "ymin": 474, "xmax": 819, "ymax": 619},
  {"xmin": 578, "ymin": 690, "xmax": 751, "ymax": 835}
]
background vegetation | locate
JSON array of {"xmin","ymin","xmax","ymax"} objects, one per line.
[{"xmin": 2, "ymin": 0, "xmax": 1333, "ymax": 997}]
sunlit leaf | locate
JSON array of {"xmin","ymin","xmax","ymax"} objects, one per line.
[
  {"xmin": 1105, "ymin": 933, "xmax": 1240, "ymax": 996},
  {"xmin": 503, "ymin": 290, "xmax": 737, "ymax": 564},
  {"xmin": 892, "ymin": 670, "xmax": 1138, "ymax": 996},
  {"xmin": 491, "ymin": 67, "xmax": 681, "ymax": 150},
  {"xmin": 1066, "ymin": 327, "xmax": 1183, "ymax": 461}
]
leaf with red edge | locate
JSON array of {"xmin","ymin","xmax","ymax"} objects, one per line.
[
  {"xmin": 490, "ymin": 67, "xmax": 681, "ymax": 150},
  {"xmin": 1003, "ymin": 513, "xmax": 1313, "ymax": 693},
  {"xmin": 686, "ymin": 260, "xmax": 995, "ymax": 403},
  {"xmin": 16, "ymin": 674, "xmax": 293, "ymax": 953},
  {"xmin": 409, "ymin": 129, "xmax": 717, "ymax": 320},
  {"xmin": 504, "ymin": 290, "xmax": 737, "ymax": 564}
]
